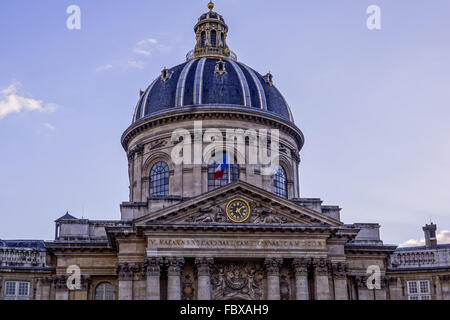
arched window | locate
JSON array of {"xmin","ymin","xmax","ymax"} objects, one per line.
[
  {"xmin": 95, "ymin": 282, "xmax": 115, "ymax": 300},
  {"xmin": 150, "ymin": 162, "xmax": 169, "ymax": 196},
  {"xmin": 208, "ymin": 153, "xmax": 239, "ymax": 191},
  {"xmin": 201, "ymin": 31, "xmax": 206, "ymax": 47},
  {"xmin": 210, "ymin": 30, "xmax": 217, "ymax": 47},
  {"xmin": 274, "ymin": 165, "xmax": 288, "ymax": 198}
]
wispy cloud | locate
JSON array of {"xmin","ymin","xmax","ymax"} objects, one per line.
[
  {"xmin": 133, "ymin": 38, "xmax": 158, "ymax": 56},
  {"xmin": 96, "ymin": 38, "xmax": 171, "ymax": 72},
  {"xmin": 43, "ymin": 122, "xmax": 56, "ymax": 131},
  {"xmin": 0, "ymin": 82, "xmax": 59, "ymax": 120},
  {"xmin": 133, "ymin": 38, "xmax": 170, "ymax": 57},
  {"xmin": 399, "ymin": 230, "xmax": 450, "ymax": 247},
  {"xmin": 95, "ymin": 64, "xmax": 113, "ymax": 72}
]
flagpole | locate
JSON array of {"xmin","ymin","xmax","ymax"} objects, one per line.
[{"xmin": 228, "ymin": 151, "xmax": 231, "ymax": 184}]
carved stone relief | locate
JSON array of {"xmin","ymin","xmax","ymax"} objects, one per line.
[{"xmin": 211, "ymin": 262, "xmax": 264, "ymax": 300}]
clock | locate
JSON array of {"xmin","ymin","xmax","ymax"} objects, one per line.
[{"xmin": 226, "ymin": 199, "xmax": 251, "ymax": 223}]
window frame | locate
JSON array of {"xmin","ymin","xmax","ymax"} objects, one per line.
[
  {"xmin": 207, "ymin": 155, "xmax": 239, "ymax": 192},
  {"xmin": 149, "ymin": 161, "xmax": 170, "ymax": 197},
  {"xmin": 407, "ymin": 280, "xmax": 431, "ymax": 300},
  {"xmin": 4, "ymin": 281, "xmax": 30, "ymax": 300},
  {"xmin": 273, "ymin": 165, "xmax": 288, "ymax": 199},
  {"xmin": 94, "ymin": 282, "xmax": 116, "ymax": 301}
]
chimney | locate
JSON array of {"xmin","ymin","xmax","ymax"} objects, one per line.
[{"xmin": 423, "ymin": 223, "xmax": 438, "ymax": 249}]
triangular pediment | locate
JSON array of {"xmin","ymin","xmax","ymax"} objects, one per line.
[{"xmin": 134, "ymin": 181, "xmax": 342, "ymax": 227}]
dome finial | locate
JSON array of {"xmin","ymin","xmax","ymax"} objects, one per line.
[{"xmin": 208, "ymin": 1, "xmax": 214, "ymax": 12}]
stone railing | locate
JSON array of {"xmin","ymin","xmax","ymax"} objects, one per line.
[
  {"xmin": 186, "ymin": 49, "xmax": 237, "ymax": 61},
  {"xmin": 0, "ymin": 248, "xmax": 47, "ymax": 268},
  {"xmin": 390, "ymin": 246, "xmax": 450, "ymax": 269}
]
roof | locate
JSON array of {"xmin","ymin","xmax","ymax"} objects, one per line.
[
  {"xmin": 55, "ymin": 212, "xmax": 78, "ymax": 222},
  {"xmin": 132, "ymin": 58, "xmax": 294, "ymax": 124},
  {"xmin": 395, "ymin": 244, "xmax": 450, "ymax": 252},
  {"xmin": 0, "ymin": 240, "xmax": 46, "ymax": 249}
]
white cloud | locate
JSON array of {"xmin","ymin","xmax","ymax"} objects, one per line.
[
  {"xmin": 96, "ymin": 38, "xmax": 170, "ymax": 72},
  {"xmin": 0, "ymin": 82, "xmax": 58, "ymax": 120},
  {"xmin": 133, "ymin": 38, "xmax": 159, "ymax": 56},
  {"xmin": 399, "ymin": 230, "xmax": 450, "ymax": 247},
  {"xmin": 43, "ymin": 122, "xmax": 56, "ymax": 131},
  {"xmin": 95, "ymin": 64, "xmax": 113, "ymax": 72}
]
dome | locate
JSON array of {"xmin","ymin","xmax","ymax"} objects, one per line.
[
  {"xmin": 132, "ymin": 58, "xmax": 294, "ymax": 124},
  {"xmin": 131, "ymin": 1, "xmax": 294, "ymax": 124}
]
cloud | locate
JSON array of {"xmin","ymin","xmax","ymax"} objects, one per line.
[
  {"xmin": 95, "ymin": 64, "xmax": 113, "ymax": 72},
  {"xmin": 95, "ymin": 38, "xmax": 170, "ymax": 72},
  {"xmin": 0, "ymin": 82, "xmax": 58, "ymax": 120},
  {"xmin": 399, "ymin": 230, "xmax": 450, "ymax": 247},
  {"xmin": 133, "ymin": 38, "xmax": 160, "ymax": 56},
  {"xmin": 43, "ymin": 122, "xmax": 56, "ymax": 131}
]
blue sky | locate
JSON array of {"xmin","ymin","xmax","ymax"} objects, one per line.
[{"xmin": 0, "ymin": 0, "xmax": 449, "ymax": 246}]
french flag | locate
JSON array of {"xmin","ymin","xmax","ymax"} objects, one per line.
[{"xmin": 214, "ymin": 154, "xmax": 229, "ymax": 180}]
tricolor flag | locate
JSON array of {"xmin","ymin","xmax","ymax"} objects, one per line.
[{"xmin": 214, "ymin": 154, "xmax": 229, "ymax": 180}]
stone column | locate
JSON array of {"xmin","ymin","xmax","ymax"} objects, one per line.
[
  {"xmin": 388, "ymin": 277, "xmax": 403, "ymax": 300},
  {"xmin": 440, "ymin": 275, "xmax": 450, "ymax": 300},
  {"xmin": 332, "ymin": 262, "xmax": 348, "ymax": 300},
  {"xmin": 71, "ymin": 276, "xmax": 91, "ymax": 300},
  {"xmin": 292, "ymin": 258, "xmax": 309, "ymax": 300},
  {"xmin": 195, "ymin": 258, "xmax": 214, "ymax": 300},
  {"xmin": 433, "ymin": 276, "xmax": 442, "ymax": 300},
  {"xmin": 133, "ymin": 145, "xmax": 144, "ymax": 202},
  {"xmin": 53, "ymin": 276, "xmax": 69, "ymax": 300},
  {"xmin": 375, "ymin": 277, "xmax": 388, "ymax": 300},
  {"xmin": 264, "ymin": 258, "xmax": 283, "ymax": 300},
  {"xmin": 313, "ymin": 258, "xmax": 330, "ymax": 300},
  {"xmin": 356, "ymin": 276, "xmax": 373, "ymax": 300},
  {"xmin": 145, "ymin": 257, "xmax": 163, "ymax": 300},
  {"xmin": 36, "ymin": 278, "xmax": 52, "ymax": 300},
  {"xmin": 166, "ymin": 257, "xmax": 185, "ymax": 301},
  {"xmin": 116, "ymin": 263, "xmax": 134, "ymax": 300}
]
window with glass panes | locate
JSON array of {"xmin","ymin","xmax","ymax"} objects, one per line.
[
  {"xmin": 273, "ymin": 165, "xmax": 288, "ymax": 198},
  {"xmin": 407, "ymin": 280, "xmax": 431, "ymax": 300},
  {"xmin": 208, "ymin": 157, "xmax": 239, "ymax": 191},
  {"xmin": 150, "ymin": 162, "xmax": 169, "ymax": 196},
  {"xmin": 94, "ymin": 282, "xmax": 115, "ymax": 300},
  {"xmin": 4, "ymin": 281, "xmax": 30, "ymax": 300}
]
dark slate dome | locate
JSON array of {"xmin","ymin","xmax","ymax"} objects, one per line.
[
  {"xmin": 132, "ymin": 58, "xmax": 294, "ymax": 124},
  {"xmin": 132, "ymin": 2, "xmax": 294, "ymax": 124}
]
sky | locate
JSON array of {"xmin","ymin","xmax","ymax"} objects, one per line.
[{"xmin": 0, "ymin": 0, "xmax": 449, "ymax": 246}]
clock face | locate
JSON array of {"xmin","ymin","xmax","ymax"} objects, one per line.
[{"xmin": 226, "ymin": 199, "xmax": 251, "ymax": 223}]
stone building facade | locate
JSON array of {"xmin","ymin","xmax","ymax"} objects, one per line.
[{"xmin": 1, "ymin": 2, "xmax": 449, "ymax": 300}]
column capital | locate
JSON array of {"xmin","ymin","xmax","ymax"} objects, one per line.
[
  {"xmin": 53, "ymin": 275, "xmax": 68, "ymax": 290},
  {"xmin": 292, "ymin": 258, "xmax": 309, "ymax": 276},
  {"xmin": 145, "ymin": 257, "xmax": 163, "ymax": 276},
  {"xmin": 195, "ymin": 257, "xmax": 214, "ymax": 276},
  {"xmin": 264, "ymin": 258, "xmax": 283, "ymax": 276},
  {"xmin": 116, "ymin": 262, "xmax": 134, "ymax": 281},
  {"xmin": 312, "ymin": 258, "xmax": 329, "ymax": 276},
  {"xmin": 38, "ymin": 277, "xmax": 53, "ymax": 286},
  {"xmin": 165, "ymin": 257, "xmax": 185, "ymax": 276},
  {"xmin": 332, "ymin": 262, "xmax": 348, "ymax": 280}
]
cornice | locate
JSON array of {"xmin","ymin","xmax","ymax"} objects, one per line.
[{"xmin": 121, "ymin": 106, "xmax": 305, "ymax": 152}]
